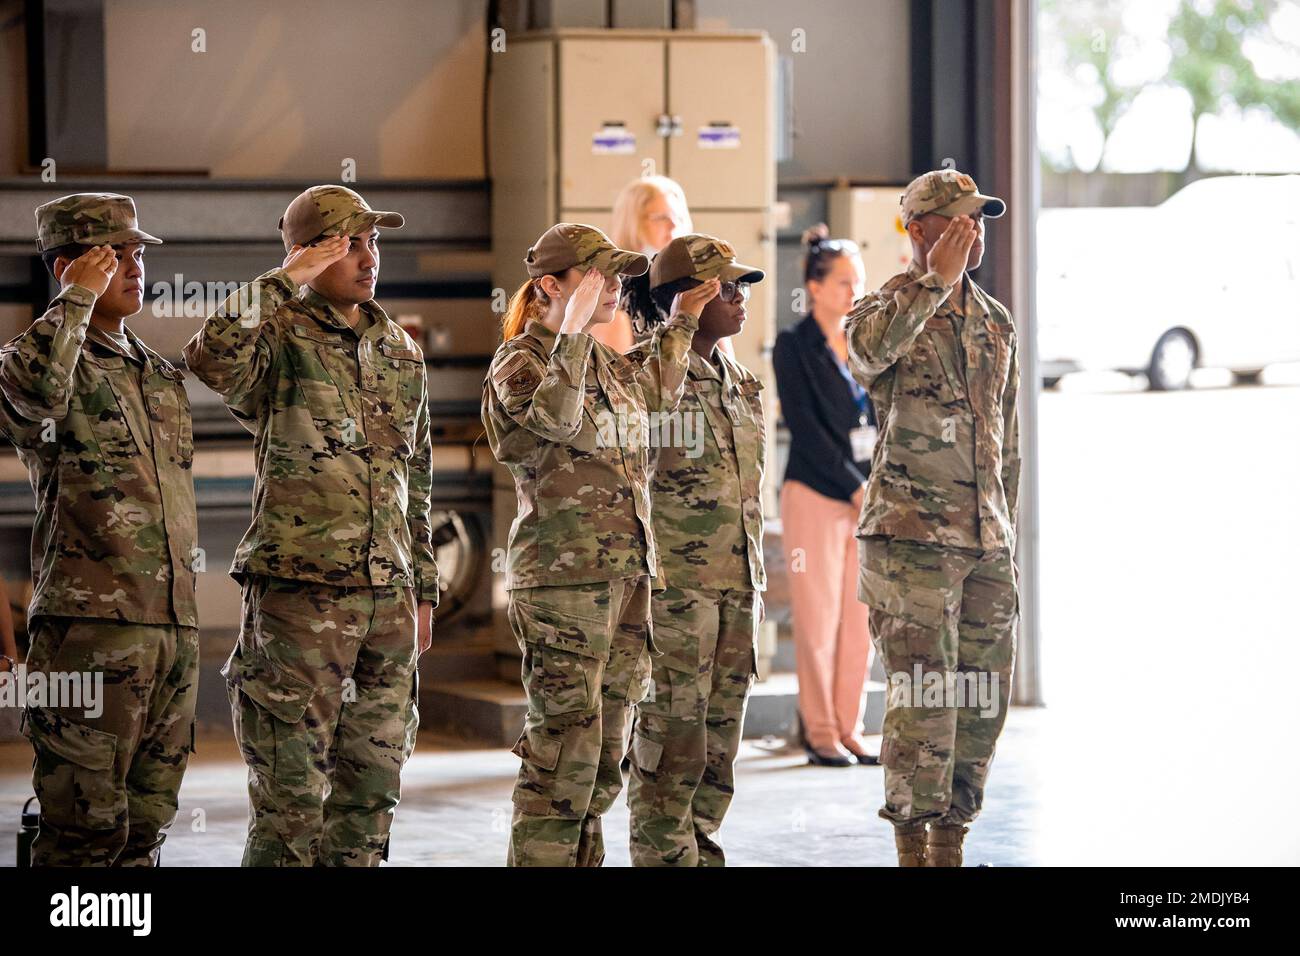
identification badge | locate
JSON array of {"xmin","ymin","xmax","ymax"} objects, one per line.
[{"xmin": 849, "ymin": 424, "xmax": 877, "ymax": 461}]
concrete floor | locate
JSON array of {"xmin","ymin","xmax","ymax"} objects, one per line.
[
  {"xmin": 0, "ymin": 715, "xmax": 1040, "ymax": 868},
  {"xmin": 1, "ymin": 373, "xmax": 1297, "ymax": 867}
]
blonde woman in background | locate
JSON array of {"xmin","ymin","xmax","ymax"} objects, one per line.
[
  {"xmin": 608, "ymin": 176, "xmax": 737, "ymax": 359},
  {"xmin": 594, "ymin": 176, "xmax": 693, "ymax": 353}
]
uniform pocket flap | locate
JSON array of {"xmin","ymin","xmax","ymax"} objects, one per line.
[
  {"xmin": 514, "ymin": 598, "xmax": 610, "ymax": 660},
  {"xmin": 21, "ymin": 705, "xmax": 117, "ymax": 771},
  {"xmin": 924, "ymin": 317, "xmax": 950, "ymax": 330},
  {"xmin": 858, "ymin": 567, "xmax": 947, "ymax": 629},
  {"xmin": 612, "ymin": 359, "xmax": 640, "ymax": 384},
  {"xmin": 511, "ymin": 727, "xmax": 561, "ymax": 772},
  {"xmin": 880, "ymin": 736, "xmax": 918, "ymax": 771},
  {"xmin": 631, "ymin": 733, "xmax": 663, "ymax": 772},
  {"xmin": 544, "ymin": 630, "xmax": 607, "ymax": 660},
  {"xmin": 221, "ymin": 646, "xmax": 315, "ymax": 724},
  {"xmin": 647, "ymin": 618, "xmax": 703, "ymax": 674},
  {"xmin": 380, "ymin": 339, "xmax": 422, "ymax": 362},
  {"xmin": 84, "ymin": 352, "xmax": 126, "ymax": 369},
  {"xmin": 291, "ymin": 324, "xmax": 347, "ymax": 346}
]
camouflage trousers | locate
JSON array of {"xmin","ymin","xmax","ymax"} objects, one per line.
[
  {"xmin": 225, "ymin": 576, "xmax": 418, "ymax": 867},
  {"xmin": 627, "ymin": 586, "xmax": 758, "ymax": 867},
  {"xmin": 858, "ymin": 536, "xmax": 1017, "ymax": 827},
  {"xmin": 22, "ymin": 616, "xmax": 199, "ymax": 867},
  {"xmin": 506, "ymin": 574, "xmax": 653, "ymax": 867}
]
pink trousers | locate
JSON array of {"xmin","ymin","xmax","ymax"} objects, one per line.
[{"xmin": 780, "ymin": 480, "xmax": 873, "ymax": 751}]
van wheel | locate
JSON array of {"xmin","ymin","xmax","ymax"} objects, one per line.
[{"xmin": 1148, "ymin": 330, "xmax": 1196, "ymax": 391}]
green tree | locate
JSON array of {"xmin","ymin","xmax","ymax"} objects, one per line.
[
  {"xmin": 1042, "ymin": 0, "xmax": 1300, "ymax": 176},
  {"xmin": 1168, "ymin": 0, "xmax": 1300, "ymax": 178},
  {"xmin": 1040, "ymin": 0, "xmax": 1139, "ymax": 170}
]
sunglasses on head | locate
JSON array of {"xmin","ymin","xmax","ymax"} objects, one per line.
[{"xmin": 813, "ymin": 238, "xmax": 861, "ymax": 255}]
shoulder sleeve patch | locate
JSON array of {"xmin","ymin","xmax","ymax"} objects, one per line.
[{"xmin": 492, "ymin": 349, "xmax": 542, "ymax": 399}]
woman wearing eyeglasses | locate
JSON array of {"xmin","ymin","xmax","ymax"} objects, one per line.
[
  {"xmin": 772, "ymin": 225, "xmax": 880, "ymax": 768},
  {"xmin": 622, "ymin": 234, "xmax": 766, "ymax": 866},
  {"xmin": 482, "ymin": 223, "xmax": 711, "ymax": 867}
]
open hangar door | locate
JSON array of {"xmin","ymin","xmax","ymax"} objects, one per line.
[{"xmin": 909, "ymin": 0, "xmax": 1044, "ymax": 707}]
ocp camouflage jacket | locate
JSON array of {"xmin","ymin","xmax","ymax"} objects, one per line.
[
  {"xmin": 624, "ymin": 343, "xmax": 766, "ymax": 592},
  {"xmin": 183, "ymin": 269, "xmax": 439, "ymax": 602},
  {"xmin": 846, "ymin": 262, "xmax": 1021, "ymax": 552},
  {"xmin": 0, "ymin": 284, "xmax": 198, "ymax": 626},
  {"xmin": 482, "ymin": 313, "xmax": 698, "ymax": 589}
]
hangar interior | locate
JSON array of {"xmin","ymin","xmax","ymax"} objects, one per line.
[
  {"xmin": 0, "ymin": 0, "xmax": 1035, "ymax": 867},
  {"xmin": 3, "ymin": 0, "xmax": 1290, "ymax": 868}
]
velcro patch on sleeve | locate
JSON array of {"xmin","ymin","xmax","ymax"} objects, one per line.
[{"xmin": 493, "ymin": 350, "xmax": 542, "ymax": 398}]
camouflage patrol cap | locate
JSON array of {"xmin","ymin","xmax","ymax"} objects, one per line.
[
  {"xmin": 279, "ymin": 185, "xmax": 404, "ymax": 252},
  {"xmin": 525, "ymin": 223, "xmax": 648, "ymax": 278},
  {"xmin": 901, "ymin": 169, "xmax": 1006, "ymax": 225},
  {"xmin": 649, "ymin": 234, "xmax": 765, "ymax": 290},
  {"xmin": 35, "ymin": 193, "xmax": 162, "ymax": 252}
]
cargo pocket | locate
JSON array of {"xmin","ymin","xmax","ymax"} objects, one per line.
[
  {"xmin": 879, "ymin": 735, "xmax": 918, "ymax": 772},
  {"xmin": 513, "ymin": 597, "xmax": 608, "ymax": 716},
  {"xmin": 222, "ymin": 645, "xmax": 315, "ymax": 785},
  {"xmin": 538, "ymin": 644, "xmax": 601, "ymax": 716},
  {"xmin": 987, "ymin": 321, "xmax": 1016, "ymax": 398},
  {"xmin": 403, "ymin": 669, "xmax": 420, "ymax": 763},
  {"xmin": 510, "ymin": 726, "xmax": 564, "ymax": 816},
  {"xmin": 857, "ymin": 567, "xmax": 948, "ymax": 630},
  {"xmin": 629, "ymin": 732, "xmax": 664, "ymax": 773},
  {"xmin": 646, "ymin": 621, "xmax": 707, "ymax": 720},
  {"xmin": 22, "ymin": 705, "xmax": 124, "ymax": 832},
  {"xmin": 381, "ymin": 338, "xmax": 424, "ymax": 456},
  {"xmin": 511, "ymin": 726, "xmax": 562, "ymax": 772},
  {"xmin": 858, "ymin": 564, "xmax": 952, "ymax": 668}
]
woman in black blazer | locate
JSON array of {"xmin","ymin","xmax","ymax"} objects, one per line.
[{"xmin": 772, "ymin": 226, "xmax": 878, "ymax": 768}]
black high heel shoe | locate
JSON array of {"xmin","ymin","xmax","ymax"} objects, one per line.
[
  {"xmin": 796, "ymin": 715, "xmax": 853, "ymax": 766},
  {"xmin": 842, "ymin": 738, "xmax": 881, "ymax": 765},
  {"xmin": 805, "ymin": 746, "xmax": 854, "ymax": 768}
]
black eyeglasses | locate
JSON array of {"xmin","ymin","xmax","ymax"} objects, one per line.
[{"xmin": 719, "ymin": 281, "xmax": 751, "ymax": 303}]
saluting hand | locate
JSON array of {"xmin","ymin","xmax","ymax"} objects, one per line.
[
  {"xmin": 926, "ymin": 215, "xmax": 978, "ymax": 288},
  {"xmin": 282, "ymin": 235, "xmax": 351, "ymax": 287},
  {"xmin": 560, "ymin": 268, "xmax": 605, "ymax": 335},
  {"xmin": 671, "ymin": 277, "xmax": 721, "ymax": 319},
  {"xmin": 61, "ymin": 245, "xmax": 118, "ymax": 297}
]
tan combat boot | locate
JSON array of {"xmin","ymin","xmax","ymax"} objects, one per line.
[
  {"xmin": 926, "ymin": 823, "xmax": 969, "ymax": 867},
  {"xmin": 894, "ymin": 820, "xmax": 928, "ymax": 867}
]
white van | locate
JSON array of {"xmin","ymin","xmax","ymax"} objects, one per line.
[{"xmin": 1037, "ymin": 174, "xmax": 1300, "ymax": 389}]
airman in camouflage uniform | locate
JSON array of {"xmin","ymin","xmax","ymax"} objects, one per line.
[
  {"xmin": 846, "ymin": 170, "xmax": 1020, "ymax": 866},
  {"xmin": 183, "ymin": 185, "xmax": 439, "ymax": 867},
  {"xmin": 482, "ymin": 223, "xmax": 700, "ymax": 866},
  {"xmin": 0, "ymin": 194, "xmax": 198, "ymax": 866},
  {"xmin": 622, "ymin": 235, "xmax": 766, "ymax": 866}
]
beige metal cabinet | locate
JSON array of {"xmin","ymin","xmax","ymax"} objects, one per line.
[
  {"xmin": 667, "ymin": 38, "xmax": 773, "ymax": 210},
  {"xmin": 827, "ymin": 184, "xmax": 914, "ymax": 291},
  {"xmin": 491, "ymin": 29, "xmax": 775, "ymax": 304},
  {"xmin": 558, "ymin": 39, "xmax": 666, "ymax": 209}
]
